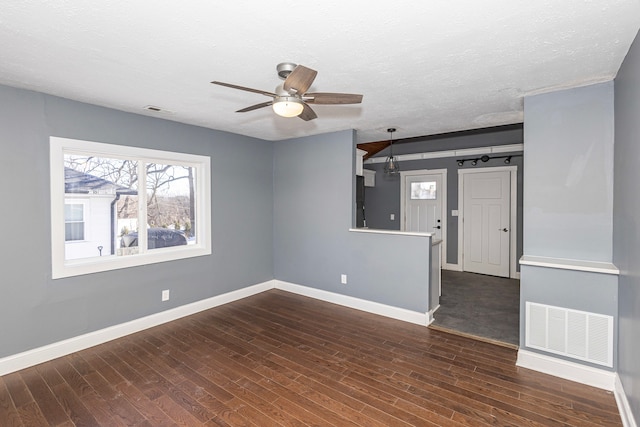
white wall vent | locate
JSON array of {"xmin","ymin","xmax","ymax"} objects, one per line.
[{"xmin": 525, "ymin": 302, "xmax": 613, "ymax": 367}]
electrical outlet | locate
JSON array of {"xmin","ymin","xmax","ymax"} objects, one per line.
[
  {"xmin": 341, "ymin": 274, "xmax": 347, "ymax": 285},
  {"xmin": 162, "ymin": 289, "xmax": 170, "ymax": 301}
]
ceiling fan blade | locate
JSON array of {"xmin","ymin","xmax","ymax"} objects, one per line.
[
  {"xmin": 283, "ymin": 65, "xmax": 317, "ymax": 94},
  {"xmin": 298, "ymin": 103, "xmax": 318, "ymax": 121},
  {"xmin": 236, "ymin": 101, "xmax": 273, "ymax": 113},
  {"xmin": 211, "ymin": 81, "xmax": 276, "ymax": 97},
  {"xmin": 303, "ymin": 92, "xmax": 363, "ymax": 104}
]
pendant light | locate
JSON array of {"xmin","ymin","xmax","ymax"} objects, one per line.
[{"xmin": 384, "ymin": 128, "xmax": 400, "ymax": 175}]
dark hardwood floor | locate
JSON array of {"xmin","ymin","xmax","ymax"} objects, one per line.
[{"xmin": 0, "ymin": 289, "xmax": 621, "ymax": 426}]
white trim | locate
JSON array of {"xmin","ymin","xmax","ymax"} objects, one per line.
[
  {"xmin": 510, "ymin": 167, "xmax": 518, "ymax": 277},
  {"xmin": 0, "ymin": 280, "xmax": 429, "ymax": 375},
  {"xmin": 3, "ymin": 275, "xmax": 633, "ymax": 427},
  {"xmin": 491, "ymin": 144, "xmax": 524, "ymax": 154},
  {"xmin": 365, "ymin": 144, "xmax": 523, "ymax": 164},
  {"xmin": 443, "ymin": 263, "xmax": 517, "ymax": 276},
  {"xmin": 443, "ymin": 263, "xmax": 462, "ymax": 272},
  {"xmin": 273, "ymin": 280, "xmax": 429, "ymax": 326},
  {"xmin": 0, "ymin": 280, "xmax": 274, "ymax": 376},
  {"xmin": 348, "ymin": 228, "xmax": 433, "ymax": 237},
  {"xmin": 519, "ymin": 255, "xmax": 620, "ymax": 275},
  {"xmin": 516, "ymin": 349, "xmax": 616, "ymax": 391},
  {"xmin": 615, "ymin": 374, "xmax": 639, "ymax": 427},
  {"xmin": 458, "ymin": 166, "xmax": 519, "ymax": 279},
  {"xmin": 399, "ymin": 169, "xmax": 448, "ymax": 265},
  {"xmin": 427, "ymin": 304, "xmax": 440, "ymax": 325},
  {"xmin": 400, "ymin": 153, "xmax": 425, "ymax": 162},
  {"xmin": 355, "ymin": 148, "xmax": 366, "ymax": 176},
  {"xmin": 51, "ymin": 136, "xmax": 212, "ymax": 279}
]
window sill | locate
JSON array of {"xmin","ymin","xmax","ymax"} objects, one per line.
[{"xmin": 53, "ymin": 245, "xmax": 211, "ymax": 279}]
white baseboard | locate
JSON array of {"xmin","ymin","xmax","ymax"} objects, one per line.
[
  {"xmin": 442, "ymin": 263, "xmax": 462, "ymax": 272},
  {"xmin": 615, "ymin": 374, "xmax": 638, "ymax": 427},
  {"xmin": 0, "ymin": 279, "xmax": 429, "ymax": 376},
  {"xmin": 5, "ymin": 281, "xmax": 630, "ymax": 423},
  {"xmin": 442, "ymin": 263, "xmax": 520, "ymax": 279},
  {"xmin": 427, "ymin": 304, "xmax": 440, "ymax": 325},
  {"xmin": 516, "ymin": 349, "xmax": 616, "ymax": 391},
  {"xmin": 0, "ymin": 280, "xmax": 275, "ymax": 376},
  {"xmin": 273, "ymin": 280, "xmax": 429, "ymax": 326}
]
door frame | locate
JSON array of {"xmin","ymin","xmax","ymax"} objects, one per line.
[
  {"xmin": 457, "ymin": 166, "xmax": 518, "ymax": 279},
  {"xmin": 400, "ymin": 169, "xmax": 448, "ymax": 265}
]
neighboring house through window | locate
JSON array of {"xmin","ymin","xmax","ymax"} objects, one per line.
[
  {"xmin": 64, "ymin": 203, "xmax": 85, "ymax": 241},
  {"xmin": 50, "ymin": 136, "xmax": 211, "ymax": 279}
]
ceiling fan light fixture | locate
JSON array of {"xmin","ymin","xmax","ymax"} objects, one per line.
[{"xmin": 272, "ymin": 97, "xmax": 304, "ymax": 117}]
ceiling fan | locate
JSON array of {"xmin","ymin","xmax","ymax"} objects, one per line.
[{"xmin": 211, "ymin": 62, "xmax": 363, "ymax": 121}]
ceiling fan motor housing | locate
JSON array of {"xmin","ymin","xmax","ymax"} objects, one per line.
[{"xmin": 277, "ymin": 62, "xmax": 297, "ymax": 80}]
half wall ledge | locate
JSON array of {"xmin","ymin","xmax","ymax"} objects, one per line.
[
  {"xmin": 519, "ymin": 255, "xmax": 619, "ymax": 275},
  {"xmin": 349, "ymin": 228, "xmax": 434, "ymax": 237}
]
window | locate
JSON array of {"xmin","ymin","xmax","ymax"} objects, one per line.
[
  {"xmin": 64, "ymin": 203, "xmax": 85, "ymax": 241},
  {"xmin": 50, "ymin": 137, "xmax": 211, "ymax": 279},
  {"xmin": 410, "ymin": 181, "xmax": 437, "ymax": 200}
]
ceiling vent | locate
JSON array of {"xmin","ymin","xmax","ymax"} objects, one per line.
[{"xmin": 143, "ymin": 105, "xmax": 172, "ymax": 114}]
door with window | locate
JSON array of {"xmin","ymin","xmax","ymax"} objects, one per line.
[{"xmin": 402, "ymin": 172, "xmax": 444, "ymax": 241}]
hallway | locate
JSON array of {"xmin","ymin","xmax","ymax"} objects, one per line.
[{"xmin": 431, "ymin": 270, "xmax": 520, "ymax": 347}]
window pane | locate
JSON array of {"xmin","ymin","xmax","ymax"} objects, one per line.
[
  {"xmin": 52, "ymin": 136, "xmax": 211, "ymax": 279},
  {"xmin": 65, "ymin": 222, "xmax": 84, "ymax": 241},
  {"xmin": 117, "ymin": 194, "xmax": 141, "ymax": 255},
  {"xmin": 65, "ymin": 204, "xmax": 84, "ymax": 222},
  {"xmin": 411, "ymin": 181, "xmax": 437, "ymax": 200},
  {"xmin": 64, "ymin": 154, "xmax": 138, "ymax": 260},
  {"xmin": 146, "ymin": 163, "xmax": 195, "ymax": 250}
]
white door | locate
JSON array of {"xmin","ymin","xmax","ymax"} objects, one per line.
[
  {"xmin": 462, "ymin": 170, "xmax": 510, "ymax": 277},
  {"xmin": 404, "ymin": 173, "xmax": 443, "ymax": 240}
]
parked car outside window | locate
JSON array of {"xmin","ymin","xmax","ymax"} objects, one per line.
[{"xmin": 121, "ymin": 228, "xmax": 188, "ymax": 249}]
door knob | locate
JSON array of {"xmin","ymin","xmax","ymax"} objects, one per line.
[
  {"xmin": 500, "ymin": 228, "xmax": 509, "ymax": 232},
  {"xmin": 434, "ymin": 225, "xmax": 441, "ymax": 229}
]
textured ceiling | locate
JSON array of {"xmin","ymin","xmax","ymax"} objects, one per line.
[{"xmin": 1, "ymin": 1, "xmax": 638, "ymax": 143}]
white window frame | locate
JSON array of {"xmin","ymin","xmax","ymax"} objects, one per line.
[{"xmin": 50, "ymin": 136, "xmax": 211, "ymax": 279}]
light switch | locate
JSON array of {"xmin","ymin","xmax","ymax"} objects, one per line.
[
  {"xmin": 390, "ymin": 214, "xmax": 395, "ymax": 220},
  {"xmin": 451, "ymin": 210, "xmax": 459, "ymax": 216}
]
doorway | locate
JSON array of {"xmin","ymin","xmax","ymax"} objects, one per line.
[
  {"xmin": 432, "ymin": 165, "xmax": 520, "ymax": 346},
  {"xmin": 458, "ymin": 166, "xmax": 518, "ymax": 279},
  {"xmin": 431, "ymin": 270, "xmax": 520, "ymax": 347}
]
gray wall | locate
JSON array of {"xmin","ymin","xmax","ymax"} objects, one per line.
[
  {"xmin": 0, "ymin": 84, "xmax": 274, "ymax": 358},
  {"xmin": 524, "ymin": 83, "xmax": 615, "ymax": 261},
  {"xmin": 273, "ymin": 131, "xmax": 432, "ymax": 313},
  {"xmin": 521, "ymin": 82, "xmax": 618, "ymax": 368},
  {"xmin": 613, "ymin": 30, "xmax": 640, "ymax": 423},
  {"xmin": 363, "ymin": 127, "xmax": 523, "ymax": 266}
]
